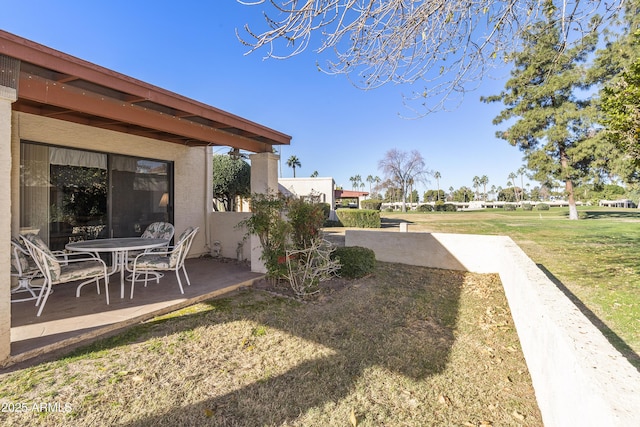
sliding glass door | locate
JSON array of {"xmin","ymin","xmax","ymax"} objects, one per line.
[
  {"xmin": 20, "ymin": 141, "xmax": 173, "ymax": 249},
  {"xmin": 110, "ymin": 156, "xmax": 172, "ymax": 238}
]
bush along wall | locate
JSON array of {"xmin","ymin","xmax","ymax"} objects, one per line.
[
  {"xmin": 331, "ymin": 246, "xmax": 376, "ymax": 279},
  {"xmin": 336, "ymin": 209, "xmax": 381, "ymax": 228}
]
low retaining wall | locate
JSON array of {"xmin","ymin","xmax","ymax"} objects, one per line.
[{"xmin": 345, "ymin": 229, "xmax": 640, "ymax": 427}]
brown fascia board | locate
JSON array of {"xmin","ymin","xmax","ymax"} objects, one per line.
[
  {"xmin": 0, "ymin": 30, "xmax": 291, "ymax": 148},
  {"xmin": 18, "ymin": 73, "xmax": 271, "ymax": 152}
]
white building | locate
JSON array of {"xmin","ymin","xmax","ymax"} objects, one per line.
[{"xmin": 279, "ymin": 177, "xmax": 338, "ymax": 220}]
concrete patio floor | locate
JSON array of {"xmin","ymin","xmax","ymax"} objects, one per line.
[{"xmin": 7, "ymin": 256, "xmax": 262, "ymax": 368}]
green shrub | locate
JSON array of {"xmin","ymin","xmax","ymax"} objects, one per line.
[
  {"xmin": 286, "ymin": 198, "xmax": 326, "ymax": 250},
  {"xmin": 503, "ymin": 203, "xmax": 517, "ymax": 211},
  {"xmin": 323, "ymin": 219, "xmax": 343, "ymax": 227},
  {"xmin": 522, "ymin": 203, "xmax": 533, "ymax": 211},
  {"xmin": 319, "ymin": 202, "xmax": 331, "ymax": 219},
  {"xmin": 361, "ymin": 199, "xmax": 383, "ymax": 210},
  {"xmin": 384, "ymin": 208, "xmax": 394, "ymax": 213},
  {"xmin": 332, "ymin": 246, "xmax": 376, "ymax": 279},
  {"xmin": 417, "ymin": 204, "xmax": 433, "ymax": 212},
  {"xmin": 536, "ymin": 203, "xmax": 550, "ymax": 211},
  {"xmin": 336, "ymin": 209, "xmax": 381, "ymax": 228},
  {"xmin": 238, "ymin": 193, "xmax": 290, "ymax": 279},
  {"xmin": 441, "ymin": 203, "xmax": 457, "ymax": 212}
]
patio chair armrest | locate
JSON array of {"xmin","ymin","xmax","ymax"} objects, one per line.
[
  {"xmin": 132, "ymin": 250, "xmax": 171, "ymax": 262},
  {"xmin": 62, "ymin": 255, "xmax": 108, "ymax": 267}
]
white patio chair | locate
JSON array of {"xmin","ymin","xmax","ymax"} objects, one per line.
[
  {"xmin": 21, "ymin": 233, "xmax": 109, "ymax": 317},
  {"xmin": 10, "ymin": 237, "xmax": 43, "ymax": 303},
  {"xmin": 125, "ymin": 222, "xmax": 175, "ymax": 281},
  {"xmin": 129, "ymin": 226, "xmax": 198, "ymax": 299}
]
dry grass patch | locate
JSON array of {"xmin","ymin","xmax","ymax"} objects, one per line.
[{"xmin": 0, "ymin": 262, "xmax": 542, "ymax": 426}]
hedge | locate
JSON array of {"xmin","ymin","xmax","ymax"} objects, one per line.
[{"xmin": 336, "ymin": 209, "xmax": 381, "ymax": 228}]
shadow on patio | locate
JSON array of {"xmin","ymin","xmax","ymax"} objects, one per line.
[{"xmin": 8, "ymin": 257, "xmax": 262, "ymax": 367}]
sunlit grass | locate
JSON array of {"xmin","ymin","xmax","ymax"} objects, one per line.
[
  {"xmin": 384, "ymin": 206, "xmax": 640, "ymax": 364},
  {"xmin": 0, "ymin": 264, "xmax": 542, "ymax": 426}
]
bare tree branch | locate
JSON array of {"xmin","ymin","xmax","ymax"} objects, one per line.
[{"xmin": 237, "ymin": 0, "xmax": 623, "ymax": 114}]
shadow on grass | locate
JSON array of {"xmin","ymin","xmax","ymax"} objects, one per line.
[
  {"xmin": 580, "ymin": 210, "xmax": 640, "ymax": 220},
  {"xmin": 115, "ymin": 264, "xmax": 465, "ymax": 426},
  {"xmin": 537, "ymin": 264, "xmax": 640, "ymax": 371}
]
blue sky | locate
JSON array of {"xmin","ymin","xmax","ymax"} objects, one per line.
[{"xmin": 1, "ymin": 1, "xmax": 530, "ymax": 196}]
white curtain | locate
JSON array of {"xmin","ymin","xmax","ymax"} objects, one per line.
[{"xmin": 20, "ymin": 144, "xmax": 50, "ymax": 243}]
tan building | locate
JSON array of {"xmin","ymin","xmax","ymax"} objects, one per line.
[{"xmin": 0, "ymin": 30, "xmax": 290, "ymax": 364}]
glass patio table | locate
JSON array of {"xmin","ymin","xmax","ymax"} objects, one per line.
[{"xmin": 66, "ymin": 237, "xmax": 169, "ymax": 299}]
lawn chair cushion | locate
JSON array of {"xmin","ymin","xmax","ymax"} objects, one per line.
[
  {"xmin": 11, "ymin": 238, "xmax": 31, "ymax": 274},
  {"xmin": 141, "ymin": 222, "xmax": 174, "ymax": 240},
  {"xmin": 58, "ymin": 260, "xmax": 106, "ymax": 282},
  {"xmin": 23, "ymin": 234, "xmax": 61, "ymax": 281},
  {"xmin": 135, "ymin": 254, "xmax": 173, "ymax": 269}
]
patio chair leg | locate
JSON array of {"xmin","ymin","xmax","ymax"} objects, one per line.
[
  {"xmin": 181, "ymin": 266, "xmax": 191, "ymax": 287},
  {"xmin": 36, "ymin": 283, "xmax": 52, "ymax": 317},
  {"xmin": 35, "ymin": 281, "xmax": 49, "ymax": 307},
  {"xmin": 99, "ymin": 277, "xmax": 109, "ymax": 305},
  {"xmin": 175, "ymin": 271, "xmax": 184, "ymax": 294}
]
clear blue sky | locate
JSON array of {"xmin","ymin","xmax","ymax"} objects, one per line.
[{"xmin": 1, "ymin": 1, "xmax": 530, "ymax": 196}]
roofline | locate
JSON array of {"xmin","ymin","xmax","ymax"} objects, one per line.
[{"xmin": 0, "ymin": 30, "xmax": 291, "ymax": 149}]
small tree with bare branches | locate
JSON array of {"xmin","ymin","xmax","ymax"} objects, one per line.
[{"xmin": 378, "ymin": 149, "xmax": 429, "ymax": 212}]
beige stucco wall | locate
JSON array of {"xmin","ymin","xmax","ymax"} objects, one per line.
[
  {"xmin": 11, "ymin": 112, "xmax": 209, "ymax": 256},
  {"xmin": 209, "ymin": 212, "xmax": 251, "ymax": 261},
  {"xmin": 0, "ymin": 89, "xmax": 16, "ymax": 363}
]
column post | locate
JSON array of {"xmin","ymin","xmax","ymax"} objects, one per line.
[
  {"xmin": 248, "ymin": 152, "xmax": 280, "ymax": 273},
  {"xmin": 0, "ymin": 86, "xmax": 17, "ymax": 365}
]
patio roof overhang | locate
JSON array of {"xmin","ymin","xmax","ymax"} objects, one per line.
[{"xmin": 0, "ymin": 30, "xmax": 291, "ymax": 152}]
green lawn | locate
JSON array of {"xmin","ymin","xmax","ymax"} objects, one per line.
[{"xmin": 381, "ymin": 206, "xmax": 640, "ymax": 367}]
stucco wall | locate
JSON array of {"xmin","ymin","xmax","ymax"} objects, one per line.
[
  {"xmin": 345, "ymin": 229, "xmax": 640, "ymax": 427},
  {"xmin": 279, "ymin": 177, "xmax": 337, "ymax": 220},
  {"xmin": 209, "ymin": 212, "xmax": 251, "ymax": 261},
  {"xmin": 0, "ymin": 90, "xmax": 16, "ymax": 362},
  {"xmin": 12, "ymin": 112, "xmax": 209, "ymax": 256}
]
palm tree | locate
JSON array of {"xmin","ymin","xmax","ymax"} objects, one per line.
[
  {"xmin": 448, "ymin": 186, "xmax": 454, "ymax": 201},
  {"xmin": 310, "ymin": 170, "xmax": 319, "ymax": 177},
  {"xmin": 480, "ymin": 175, "xmax": 489, "ymax": 202},
  {"xmin": 286, "ymin": 155, "xmax": 301, "ymax": 177},
  {"xmin": 354, "ymin": 174, "xmax": 362, "ymax": 191},
  {"xmin": 517, "ymin": 166, "xmax": 526, "ymax": 203},
  {"xmin": 366, "ymin": 175, "xmax": 374, "ymax": 197},
  {"xmin": 349, "ymin": 176, "xmax": 357, "ymax": 190},
  {"xmin": 374, "ymin": 176, "xmax": 381, "ymax": 197},
  {"xmin": 472, "ymin": 176, "xmax": 481, "ymax": 200},
  {"xmin": 508, "ymin": 172, "xmax": 517, "ymax": 203},
  {"xmin": 434, "ymin": 171, "xmax": 441, "ymax": 202}
]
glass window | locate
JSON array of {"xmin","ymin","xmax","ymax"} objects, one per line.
[{"xmin": 20, "ymin": 142, "xmax": 173, "ymax": 249}]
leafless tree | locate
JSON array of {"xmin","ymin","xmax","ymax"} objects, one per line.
[
  {"xmin": 378, "ymin": 149, "xmax": 430, "ymax": 212},
  {"xmin": 237, "ymin": 0, "xmax": 621, "ymax": 114}
]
